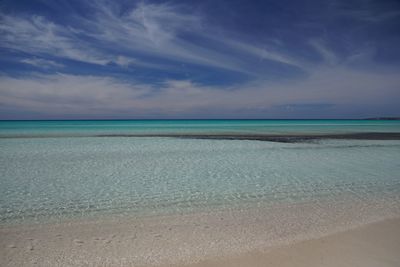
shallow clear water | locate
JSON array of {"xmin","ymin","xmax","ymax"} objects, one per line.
[{"xmin": 1, "ymin": 120, "xmax": 400, "ymax": 224}]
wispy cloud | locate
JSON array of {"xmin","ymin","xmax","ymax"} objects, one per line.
[
  {"xmin": 309, "ymin": 39, "xmax": 338, "ymax": 65},
  {"xmin": 0, "ymin": 1, "xmax": 306, "ymax": 76},
  {"xmin": 334, "ymin": 2, "xmax": 400, "ymax": 23},
  {"xmin": 20, "ymin": 58, "xmax": 64, "ymax": 69},
  {"xmin": 128, "ymin": 2, "xmax": 201, "ymax": 45},
  {"xmin": 0, "ymin": 14, "xmax": 112, "ymax": 65}
]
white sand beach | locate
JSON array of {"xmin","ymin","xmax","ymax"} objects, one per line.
[
  {"xmin": 181, "ymin": 218, "xmax": 400, "ymax": 267},
  {"xmin": 1, "ymin": 196, "xmax": 399, "ymax": 267}
]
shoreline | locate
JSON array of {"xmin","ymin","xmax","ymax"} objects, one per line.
[{"xmin": 1, "ymin": 196, "xmax": 399, "ymax": 266}]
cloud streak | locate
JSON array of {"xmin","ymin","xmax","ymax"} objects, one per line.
[
  {"xmin": 20, "ymin": 58, "xmax": 64, "ymax": 69},
  {"xmin": 0, "ymin": 1, "xmax": 305, "ymax": 76},
  {"xmin": 0, "ymin": 15, "xmax": 111, "ymax": 65}
]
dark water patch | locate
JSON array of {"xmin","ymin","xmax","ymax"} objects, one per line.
[{"xmin": 1, "ymin": 132, "xmax": 400, "ymax": 143}]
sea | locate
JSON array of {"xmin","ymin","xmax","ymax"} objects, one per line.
[{"xmin": 1, "ymin": 120, "xmax": 400, "ymax": 224}]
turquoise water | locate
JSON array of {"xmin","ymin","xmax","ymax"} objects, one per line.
[
  {"xmin": 1, "ymin": 120, "xmax": 400, "ymax": 137},
  {"xmin": 1, "ymin": 120, "xmax": 400, "ymax": 224}
]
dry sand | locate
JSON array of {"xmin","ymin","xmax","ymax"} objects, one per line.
[
  {"xmin": 1, "ymin": 197, "xmax": 399, "ymax": 267},
  {"xmin": 179, "ymin": 218, "xmax": 400, "ymax": 267}
]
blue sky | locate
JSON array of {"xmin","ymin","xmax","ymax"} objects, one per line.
[{"xmin": 0, "ymin": 0, "xmax": 399, "ymax": 119}]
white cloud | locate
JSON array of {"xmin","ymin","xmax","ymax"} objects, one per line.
[
  {"xmin": 20, "ymin": 58, "xmax": 64, "ymax": 68},
  {"xmin": 114, "ymin": 56, "xmax": 136, "ymax": 67},
  {"xmin": 1, "ymin": 66, "xmax": 399, "ymax": 118}
]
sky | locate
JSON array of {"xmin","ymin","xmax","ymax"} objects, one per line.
[{"xmin": 0, "ymin": 0, "xmax": 400, "ymax": 119}]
